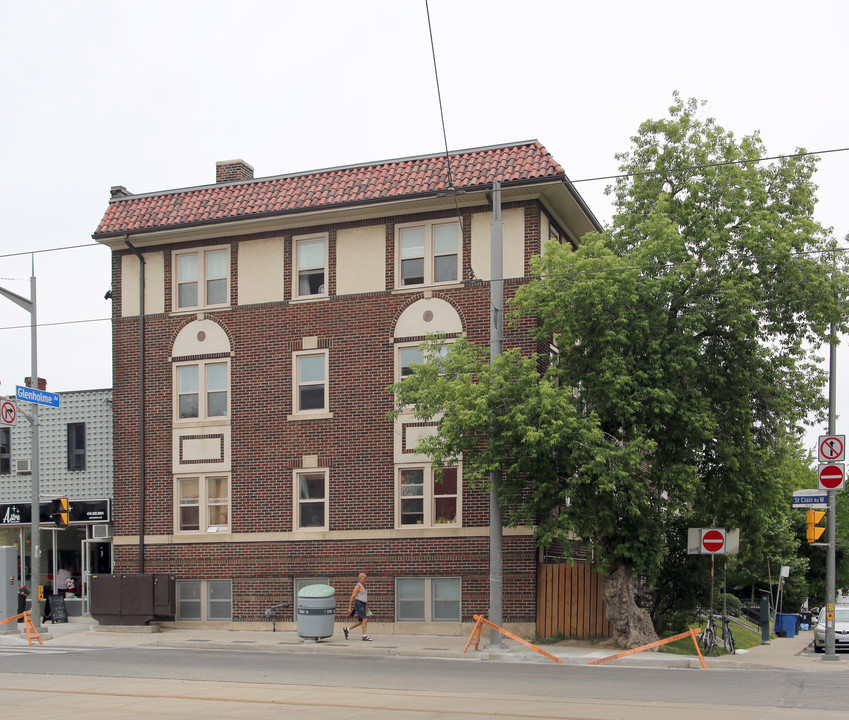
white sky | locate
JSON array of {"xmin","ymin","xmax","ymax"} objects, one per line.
[{"xmin": 0, "ymin": 0, "xmax": 846, "ymax": 459}]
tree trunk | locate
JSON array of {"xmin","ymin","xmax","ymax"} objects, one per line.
[{"xmin": 602, "ymin": 560, "xmax": 658, "ymax": 649}]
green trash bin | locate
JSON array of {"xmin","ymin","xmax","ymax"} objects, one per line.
[{"xmin": 297, "ymin": 584, "xmax": 336, "ymax": 641}]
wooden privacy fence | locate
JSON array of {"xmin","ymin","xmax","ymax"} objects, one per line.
[{"xmin": 537, "ymin": 562, "xmax": 613, "ymax": 640}]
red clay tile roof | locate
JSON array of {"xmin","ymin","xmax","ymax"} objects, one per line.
[{"xmin": 93, "ymin": 140, "xmax": 566, "ymax": 238}]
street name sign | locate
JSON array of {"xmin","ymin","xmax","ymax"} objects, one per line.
[
  {"xmin": 792, "ymin": 490, "xmax": 828, "ymax": 508},
  {"xmin": 818, "ymin": 463, "xmax": 845, "ymax": 491},
  {"xmin": 818, "ymin": 435, "xmax": 845, "ymax": 463},
  {"xmin": 15, "ymin": 385, "xmax": 60, "ymax": 408}
]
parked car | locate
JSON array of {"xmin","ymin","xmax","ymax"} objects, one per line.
[{"xmin": 813, "ymin": 606, "xmax": 849, "ymax": 652}]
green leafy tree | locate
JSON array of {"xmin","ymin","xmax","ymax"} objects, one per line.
[{"xmin": 392, "ymin": 95, "xmax": 848, "ymax": 648}]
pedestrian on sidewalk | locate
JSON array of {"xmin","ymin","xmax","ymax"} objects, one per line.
[{"xmin": 344, "ymin": 572, "xmax": 371, "ymax": 641}]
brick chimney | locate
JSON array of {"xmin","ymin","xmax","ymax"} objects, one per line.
[{"xmin": 216, "ymin": 160, "xmax": 254, "ymax": 184}]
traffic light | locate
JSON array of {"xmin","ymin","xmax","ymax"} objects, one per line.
[
  {"xmin": 807, "ymin": 509, "xmax": 825, "ymax": 542},
  {"xmin": 51, "ymin": 497, "xmax": 70, "ymax": 528}
]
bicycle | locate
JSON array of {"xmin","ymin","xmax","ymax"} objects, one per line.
[
  {"xmin": 700, "ymin": 615, "xmax": 718, "ymax": 655},
  {"xmin": 720, "ymin": 614, "xmax": 736, "ymax": 654}
]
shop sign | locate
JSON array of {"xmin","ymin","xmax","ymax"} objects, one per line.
[{"xmin": 0, "ymin": 498, "xmax": 110, "ymax": 526}]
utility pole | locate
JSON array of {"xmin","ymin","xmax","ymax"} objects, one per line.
[
  {"xmin": 489, "ymin": 181, "xmax": 504, "ymax": 646},
  {"xmin": 0, "ymin": 257, "xmax": 42, "ymax": 632}
]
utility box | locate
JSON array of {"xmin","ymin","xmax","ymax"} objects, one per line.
[
  {"xmin": 297, "ymin": 584, "xmax": 335, "ymax": 641},
  {"xmin": 1, "ymin": 547, "xmax": 19, "ymax": 634},
  {"xmin": 90, "ymin": 574, "xmax": 175, "ymax": 625}
]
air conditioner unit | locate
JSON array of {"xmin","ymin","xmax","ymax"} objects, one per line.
[
  {"xmin": 91, "ymin": 524, "xmax": 112, "ymax": 539},
  {"xmin": 16, "ymin": 458, "xmax": 31, "ymax": 474}
]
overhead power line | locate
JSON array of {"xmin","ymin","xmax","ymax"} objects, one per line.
[{"xmin": 571, "ymin": 147, "xmax": 849, "ymax": 184}]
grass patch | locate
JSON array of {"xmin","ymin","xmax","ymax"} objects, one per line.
[{"xmin": 658, "ymin": 620, "xmax": 769, "ymax": 656}]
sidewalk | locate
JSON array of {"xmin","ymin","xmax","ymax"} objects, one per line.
[{"xmin": 3, "ymin": 617, "xmax": 846, "ymax": 671}]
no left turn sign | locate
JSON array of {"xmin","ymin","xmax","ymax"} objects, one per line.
[
  {"xmin": 701, "ymin": 528, "xmax": 726, "ymax": 555},
  {"xmin": 1, "ymin": 400, "xmax": 15, "ymax": 425}
]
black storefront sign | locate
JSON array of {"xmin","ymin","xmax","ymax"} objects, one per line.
[{"xmin": 0, "ymin": 498, "xmax": 110, "ymax": 526}]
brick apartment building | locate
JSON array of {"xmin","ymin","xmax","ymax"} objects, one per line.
[{"xmin": 93, "ymin": 141, "xmax": 600, "ymax": 628}]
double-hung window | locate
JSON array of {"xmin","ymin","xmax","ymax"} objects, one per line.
[
  {"xmin": 292, "ymin": 350, "xmax": 328, "ymax": 415},
  {"xmin": 176, "ymin": 361, "xmax": 229, "ymax": 420},
  {"xmin": 396, "ymin": 341, "xmax": 449, "ymax": 382},
  {"xmin": 294, "ymin": 469, "xmax": 328, "ymax": 530},
  {"xmin": 293, "ymin": 234, "xmax": 327, "ymax": 299},
  {"xmin": 397, "ymin": 221, "xmax": 460, "ymax": 288},
  {"xmin": 176, "ymin": 475, "xmax": 230, "ymax": 532},
  {"xmin": 67, "ymin": 422, "xmax": 86, "ymax": 471},
  {"xmin": 174, "ymin": 247, "xmax": 229, "ymax": 311},
  {"xmin": 398, "ymin": 465, "xmax": 459, "ymax": 527}
]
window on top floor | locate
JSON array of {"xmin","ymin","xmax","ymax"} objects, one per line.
[
  {"xmin": 66, "ymin": 422, "xmax": 86, "ymax": 471},
  {"xmin": 396, "ymin": 221, "xmax": 460, "ymax": 288},
  {"xmin": 0, "ymin": 427, "xmax": 9, "ymax": 475},
  {"xmin": 293, "ymin": 234, "xmax": 328, "ymax": 299},
  {"xmin": 173, "ymin": 247, "xmax": 229, "ymax": 311}
]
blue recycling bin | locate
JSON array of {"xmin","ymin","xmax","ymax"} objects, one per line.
[{"xmin": 773, "ymin": 612, "xmax": 798, "ymax": 638}]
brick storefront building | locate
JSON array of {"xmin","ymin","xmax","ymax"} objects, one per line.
[{"xmin": 93, "ymin": 141, "xmax": 600, "ymax": 629}]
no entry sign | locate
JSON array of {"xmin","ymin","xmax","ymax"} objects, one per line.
[
  {"xmin": 818, "ymin": 463, "xmax": 846, "ymax": 491},
  {"xmin": 700, "ymin": 528, "xmax": 726, "ymax": 555}
]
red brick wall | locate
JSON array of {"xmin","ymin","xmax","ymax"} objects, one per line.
[{"xmin": 110, "ymin": 201, "xmax": 548, "ymax": 622}]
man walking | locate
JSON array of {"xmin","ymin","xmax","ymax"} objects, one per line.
[{"xmin": 344, "ymin": 572, "xmax": 371, "ymax": 641}]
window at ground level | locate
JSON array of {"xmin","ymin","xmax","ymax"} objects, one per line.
[
  {"xmin": 397, "ymin": 221, "xmax": 460, "ymax": 288},
  {"xmin": 395, "ymin": 577, "xmax": 461, "ymax": 622},
  {"xmin": 176, "ymin": 475, "xmax": 230, "ymax": 533},
  {"xmin": 176, "ymin": 579, "xmax": 232, "ymax": 621},
  {"xmin": 397, "ymin": 465, "xmax": 459, "ymax": 527},
  {"xmin": 294, "ymin": 577, "xmax": 331, "ymax": 601}
]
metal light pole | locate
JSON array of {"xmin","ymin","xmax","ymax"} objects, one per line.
[
  {"xmin": 0, "ymin": 257, "xmax": 42, "ymax": 632},
  {"xmin": 488, "ymin": 181, "xmax": 504, "ymax": 646},
  {"xmin": 823, "ymin": 320, "xmax": 839, "ymax": 661}
]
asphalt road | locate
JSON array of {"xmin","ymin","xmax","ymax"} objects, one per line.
[{"xmin": 1, "ymin": 644, "xmax": 848, "ymax": 715}]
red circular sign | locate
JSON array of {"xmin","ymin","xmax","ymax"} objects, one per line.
[
  {"xmin": 820, "ymin": 437, "xmax": 844, "ymax": 460},
  {"xmin": 702, "ymin": 529, "xmax": 725, "ymax": 553},
  {"xmin": 819, "ymin": 464, "xmax": 845, "ymax": 490}
]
